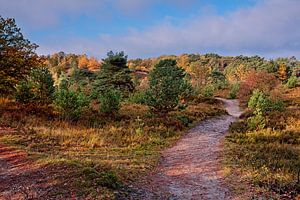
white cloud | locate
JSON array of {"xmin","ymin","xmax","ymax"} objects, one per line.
[
  {"xmin": 0, "ymin": 0, "xmax": 109, "ymax": 27},
  {"xmin": 104, "ymin": 0, "xmax": 300, "ymax": 58},
  {"xmin": 13, "ymin": 0, "xmax": 300, "ymax": 58},
  {"xmin": 0, "ymin": 0, "xmax": 196, "ymax": 27}
]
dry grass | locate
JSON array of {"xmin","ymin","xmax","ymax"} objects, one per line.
[
  {"xmin": 224, "ymin": 86, "xmax": 300, "ymax": 199},
  {"xmin": 0, "ymin": 99, "xmax": 225, "ymax": 198}
]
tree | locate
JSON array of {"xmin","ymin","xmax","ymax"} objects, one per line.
[
  {"xmin": 208, "ymin": 70, "xmax": 227, "ymax": 89},
  {"xmin": 0, "ymin": 16, "xmax": 40, "ymax": 94},
  {"xmin": 189, "ymin": 61, "xmax": 210, "ymax": 90},
  {"xmin": 15, "ymin": 80, "xmax": 34, "ymax": 103},
  {"xmin": 93, "ymin": 51, "xmax": 134, "ymax": 97},
  {"xmin": 276, "ymin": 57, "xmax": 297, "ymax": 81},
  {"xmin": 14, "ymin": 67, "xmax": 55, "ymax": 104},
  {"xmin": 145, "ymin": 59, "xmax": 191, "ymax": 114},
  {"xmin": 78, "ymin": 55, "xmax": 89, "ymax": 69},
  {"xmin": 54, "ymin": 77, "xmax": 89, "ymax": 120},
  {"xmin": 29, "ymin": 67, "xmax": 55, "ymax": 104},
  {"xmin": 278, "ymin": 63, "xmax": 288, "ymax": 81}
]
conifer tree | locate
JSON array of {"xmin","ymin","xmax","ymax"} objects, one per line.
[{"xmin": 93, "ymin": 51, "xmax": 134, "ymax": 97}]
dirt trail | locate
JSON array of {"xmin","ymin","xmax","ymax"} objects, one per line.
[{"xmin": 129, "ymin": 98, "xmax": 242, "ymax": 200}]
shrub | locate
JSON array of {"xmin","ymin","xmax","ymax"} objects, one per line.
[
  {"xmin": 228, "ymin": 82, "xmax": 240, "ymax": 99},
  {"xmin": 99, "ymin": 89, "xmax": 122, "ymax": 114},
  {"xmin": 202, "ymin": 85, "xmax": 215, "ymax": 97},
  {"xmin": 15, "ymin": 80, "xmax": 34, "ymax": 103},
  {"xmin": 128, "ymin": 91, "xmax": 147, "ymax": 104},
  {"xmin": 177, "ymin": 115, "xmax": 191, "ymax": 127},
  {"xmin": 54, "ymin": 86, "xmax": 89, "ymax": 120},
  {"xmin": 286, "ymin": 76, "xmax": 298, "ymax": 88},
  {"xmin": 29, "ymin": 67, "xmax": 55, "ymax": 104},
  {"xmin": 145, "ymin": 59, "xmax": 190, "ymax": 114},
  {"xmin": 249, "ymin": 90, "xmax": 285, "ymax": 114},
  {"xmin": 247, "ymin": 110, "xmax": 266, "ymax": 130},
  {"xmin": 247, "ymin": 90, "xmax": 285, "ymax": 130},
  {"xmin": 14, "ymin": 67, "xmax": 55, "ymax": 104},
  {"xmin": 248, "ymin": 90, "xmax": 272, "ymax": 114},
  {"xmin": 208, "ymin": 70, "xmax": 227, "ymax": 89},
  {"xmin": 98, "ymin": 171, "xmax": 120, "ymax": 189}
]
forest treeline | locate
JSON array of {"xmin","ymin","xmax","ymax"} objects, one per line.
[{"xmin": 44, "ymin": 51, "xmax": 300, "ymax": 87}]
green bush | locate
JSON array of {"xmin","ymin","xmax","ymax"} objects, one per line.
[
  {"xmin": 208, "ymin": 70, "xmax": 227, "ymax": 89},
  {"xmin": 248, "ymin": 90, "xmax": 284, "ymax": 114},
  {"xmin": 14, "ymin": 67, "xmax": 55, "ymax": 104},
  {"xmin": 247, "ymin": 110, "xmax": 266, "ymax": 130},
  {"xmin": 202, "ymin": 85, "xmax": 215, "ymax": 97},
  {"xmin": 99, "ymin": 89, "xmax": 122, "ymax": 115},
  {"xmin": 247, "ymin": 90, "xmax": 285, "ymax": 130},
  {"xmin": 54, "ymin": 86, "xmax": 89, "ymax": 120},
  {"xmin": 248, "ymin": 90, "xmax": 272, "ymax": 114},
  {"xmin": 29, "ymin": 67, "xmax": 55, "ymax": 104},
  {"xmin": 228, "ymin": 83, "xmax": 240, "ymax": 99},
  {"xmin": 177, "ymin": 115, "xmax": 191, "ymax": 127},
  {"xmin": 128, "ymin": 91, "xmax": 147, "ymax": 104},
  {"xmin": 81, "ymin": 167, "xmax": 120, "ymax": 190},
  {"xmin": 15, "ymin": 80, "xmax": 34, "ymax": 103},
  {"xmin": 286, "ymin": 76, "xmax": 298, "ymax": 88}
]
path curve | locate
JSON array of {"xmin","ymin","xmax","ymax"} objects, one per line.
[{"xmin": 129, "ymin": 98, "xmax": 242, "ymax": 200}]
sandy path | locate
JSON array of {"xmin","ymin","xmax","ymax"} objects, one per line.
[{"xmin": 129, "ymin": 99, "xmax": 242, "ymax": 200}]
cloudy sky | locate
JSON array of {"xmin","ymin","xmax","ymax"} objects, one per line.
[{"xmin": 1, "ymin": 0, "xmax": 299, "ymax": 59}]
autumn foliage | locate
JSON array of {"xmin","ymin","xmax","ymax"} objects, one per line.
[
  {"xmin": 0, "ymin": 16, "xmax": 40, "ymax": 94},
  {"xmin": 238, "ymin": 70, "xmax": 280, "ymax": 104}
]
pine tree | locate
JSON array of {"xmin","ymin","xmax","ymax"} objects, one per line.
[
  {"xmin": 93, "ymin": 51, "xmax": 134, "ymax": 97},
  {"xmin": 145, "ymin": 59, "xmax": 191, "ymax": 114}
]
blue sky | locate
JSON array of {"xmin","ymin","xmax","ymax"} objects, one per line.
[{"xmin": 0, "ymin": 0, "xmax": 299, "ymax": 59}]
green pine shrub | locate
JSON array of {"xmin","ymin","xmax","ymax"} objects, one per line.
[
  {"xmin": 15, "ymin": 80, "xmax": 34, "ymax": 103},
  {"xmin": 54, "ymin": 80, "xmax": 90, "ymax": 120},
  {"xmin": 15, "ymin": 67, "xmax": 55, "ymax": 104},
  {"xmin": 99, "ymin": 89, "xmax": 122, "ymax": 115}
]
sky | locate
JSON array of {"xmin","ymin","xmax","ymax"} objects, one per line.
[{"xmin": 0, "ymin": 0, "xmax": 299, "ymax": 59}]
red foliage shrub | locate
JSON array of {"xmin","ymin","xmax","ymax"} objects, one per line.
[{"xmin": 238, "ymin": 70, "xmax": 279, "ymax": 105}]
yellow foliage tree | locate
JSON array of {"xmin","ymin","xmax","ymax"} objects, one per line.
[{"xmin": 278, "ymin": 63, "xmax": 287, "ymax": 81}]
